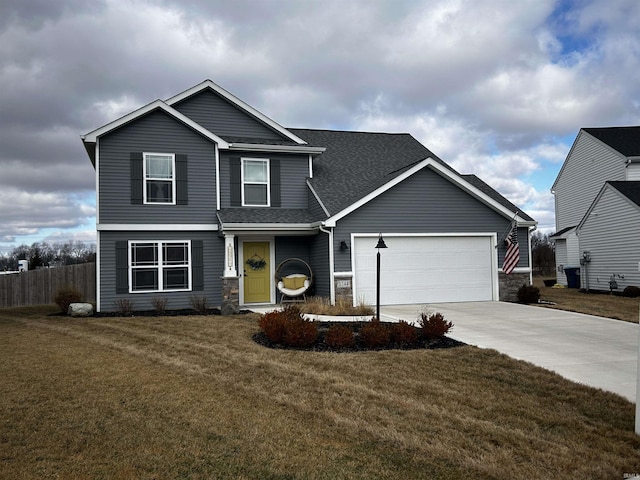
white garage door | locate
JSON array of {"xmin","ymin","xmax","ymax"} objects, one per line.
[{"xmin": 353, "ymin": 235, "xmax": 495, "ymax": 305}]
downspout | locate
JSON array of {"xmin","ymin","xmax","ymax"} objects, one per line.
[
  {"xmin": 319, "ymin": 223, "xmax": 335, "ymax": 304},
  {"xmin": 528, "ymin": 224, "xmax": 536, "ymax": 286}
]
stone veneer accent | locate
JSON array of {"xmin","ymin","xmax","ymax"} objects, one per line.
[
  {"xmin": 334, "ymin": 274, "xmax": 353, "ymax": 304},
  {"xmin": 221, "ymin": 276, "xmax": 240, "ymax": 306},
  {"xmin": 499, "ymin": 272, "xmax": 531, "ymax": 302}
]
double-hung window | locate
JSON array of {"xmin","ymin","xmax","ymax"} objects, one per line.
[
  {"xmin": 144, "ymin": 153, "xmax": 175, "ymax": 204},
  {"xmin": 129, "ymin": 240, "xmax": 191, "ymax": 292},
  {"xmin": 242, "ymin": 158, "xmax": 269, "ymax": 206}
]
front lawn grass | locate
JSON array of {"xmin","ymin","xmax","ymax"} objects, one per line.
[
  {"xmin": 1, "ymin": 305, "xmax": 639, "ymax": 479},
  {"xmin": 534, "ymin": 277, "xmax": 640, "ymax": 323}
]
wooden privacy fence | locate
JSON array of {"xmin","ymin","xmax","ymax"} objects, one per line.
[{"xmin": 0, "ymin": 263, "xmax": 96, "ymax": 308}]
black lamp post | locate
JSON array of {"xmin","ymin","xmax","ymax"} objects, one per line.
[{"xmin": 375, "ymin": 233, "xmax": 387, "ymax": 321}]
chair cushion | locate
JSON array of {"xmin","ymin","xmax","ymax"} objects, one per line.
[{"xmin": 283, "ymin": 277, "xmax": 297, "ymax": 289}]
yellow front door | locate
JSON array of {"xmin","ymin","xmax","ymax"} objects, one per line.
[{"xmin": 243, "ymin": 241, "xmax": 271, "ymax": 303}]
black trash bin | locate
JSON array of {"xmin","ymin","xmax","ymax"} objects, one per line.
[{"xmin": 564, "ymin": 267, "xmax": 581, "ymax": 289}]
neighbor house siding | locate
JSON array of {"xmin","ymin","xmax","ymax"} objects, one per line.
[
  {"xmin": 99, "ymin": 110, "xmax": 217, "ymax": 224},
  {"xmin": 554, "ymin": 132, "xmax": 626, "ymax": 231},
  {"xmin": 332, "ymin": 167, "xmax": 519, "ymax": 272},
  {"xmin": 578, "ymin": 187, "xmax": 640, "ymax": 292},
  {"xmin": 99, "ymin": 230, "xmax": 223, "ymax": 312},
  {"xmin": 626, "ymin": 163, "xmax": 640, "ymax": 181},
  {"xmin": 172, "ymin": 89, "xmax": 283, "ymax": 140},
  {"xmin": 219, "ymin": 152, "xmax": 310, "ymax": 208}
]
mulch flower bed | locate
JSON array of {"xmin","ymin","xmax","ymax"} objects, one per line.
[{"xmin": 253, "ymin": 321, "xmax": 465, "ymax": 353}]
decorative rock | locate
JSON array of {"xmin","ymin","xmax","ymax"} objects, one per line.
[
  {"xmin": 220, "ymin": 300, "xmax": 239, "ymax": 316},
  {"xmin": 68, "ymin": 302, "xmax": 94, "ymax": 317}
]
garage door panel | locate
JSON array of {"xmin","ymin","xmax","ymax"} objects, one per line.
[{"xmin": 353, "ymin": 235, "xmax": 494, "ymax": 305}]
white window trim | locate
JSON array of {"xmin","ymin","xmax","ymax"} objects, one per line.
[
  {"xmin": 143, "ymin": 152, "xmax": 176, "ymax": 205},
  {"xmin": 241, "ymin": 157, "xmax": 270, "ymax": 207},
  {"xmin": 128, "ymin": 240, "xmax": 192, "ymax": 293}
]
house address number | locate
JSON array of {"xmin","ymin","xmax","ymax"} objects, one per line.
[{"xmin": 336, "ymin": 279, "xmax": 351, "ymax": 289}]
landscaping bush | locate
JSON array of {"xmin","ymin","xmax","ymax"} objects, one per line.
[
  {"xmin": 391, "ymin": 320, "xmax": 419, "ymax": 346},
  {"xmin": 189, "ymin": 295, "xmax": 209, "ymax": 314},
  {"xmin": 150, "ymin": 297, "xmax": 168, "ymax": 313},
  {"xmin": 113, "ymin": 298, "xmax": 135, "ymax": 315},
  {"xmin": 359, "ymin": 319, "xmax": 391, "ymax": 348},
  {"xmin": 419, "ymin": 312, "xmax": 453, "ymax": 339},
  {"xmin": 283, "ymin": 317, "xmax": 318, "ymax": 348},
  {"xmin": 623, "ymin": 285, "xmax": 640, "ymax": 298},
  {"xmin": 54, "ymin": 287, "xmax": 83, "ymax": 314},
  {"xmin": 325, "ymin": 324, "xmax": 356, "ymax": 349},
  {"xmin": 259, "ymin": 310, "xmax": 288, "ymax": 344},
  {"xmin": 258, "ymin": 306, "xmax": 318, "ymax": 348},
  {"xmin": 517, "ymin": 284, "xmax": 540, "ymax": 304}
]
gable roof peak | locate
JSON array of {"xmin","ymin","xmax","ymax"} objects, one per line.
[{"xmin": 165, "ymin": 79, "xmax": 307, "ymax": 145}]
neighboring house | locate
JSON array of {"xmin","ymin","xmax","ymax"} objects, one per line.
[
  {"xmin": 82, "ymin": 80, "xmax": 536, "ymax": 313},
  {"xmin": 551, "ymin": 126, "xmax": 640, "ymax": 288},
  {"xmin": 576, "ymin": 181, "xmax": 640, "ymax": 292}
]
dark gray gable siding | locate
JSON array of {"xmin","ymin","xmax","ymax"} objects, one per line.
[
  {"xmin": 172, "ymin": 89, "xmax": 285, "ymax": 140},
  {"xmin": 219, "ymin": 152, "xmax": 309, "ymax": 209},
  {"xmin": 100, "ymin": 231, "xmax": 222, "ymax": 312},
  {"xmin": 332, "ymin": 167, "xmax": 527, "ymax": 272},
  {"xmin": 99, "ymin": 110, "xmax": 216, "ymax": 224}
]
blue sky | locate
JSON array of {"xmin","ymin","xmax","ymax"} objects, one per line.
[{"xmin": 0, "ymin": 0, "xmax": 639, "ymax": 255}]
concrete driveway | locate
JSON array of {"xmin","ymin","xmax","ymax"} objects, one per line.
[{"xmin": 381, "ymin": 302, "xmax": 638, "ymax": 402}]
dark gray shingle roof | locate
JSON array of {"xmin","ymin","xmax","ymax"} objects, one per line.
[
  {"xmin": 583, "ymin": 126, "xmax": 640, "ymax": 157},
  {"xmin": 289, "ymin": 128, "xmax": 454, "ymax": 215},
  {"xmin": 608, "ymin": 181, "xmax": 640, "ymax": 207},
  {"xmin": 217, "ymin": 208, "xmax": 318, "ymax": 224}
]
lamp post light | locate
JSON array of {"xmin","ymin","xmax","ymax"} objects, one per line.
[{"xmin": 375, "ymin": 233, "xmax": 387, "ymax": 321}]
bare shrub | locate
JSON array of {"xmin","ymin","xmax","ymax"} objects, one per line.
[
  {"xmin": 54, "ymin": 287, "xmax": 83, "ymax": 314},
  {"xmin": 150, "ymin": 297, "xmax": 168, "ymax": 313},
  {"xmin": 189, "ymin": 295, "xmax": 209, "ymax": 314},
  {"xmin": 113, "ymin": 299, "xmax": 135, "ymax": 316},
  {"xmin": 391, "ymin": 320, "xmax": 419, "ymax": 346}
]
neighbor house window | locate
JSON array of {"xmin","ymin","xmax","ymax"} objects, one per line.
[
  {"xmin": 242, "ymin": 158, "xmax": 269, "ymax": 206},
  {"xmin": 144, "ymin": 153, "xmax": 175, "ymax": 204},
  {"xmin": 129, "ymin": 240, "xmax": 190, "ymax": 292}
]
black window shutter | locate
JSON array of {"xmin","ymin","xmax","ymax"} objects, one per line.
[
  {"xmin": 176, "ymin": 154, "xmax": 188, "ymax": 205},
  {"xmin": 130, "ymin": 152, "xmax": 143, "ymax": 204},
  {"xmin": 230, "ymin": 157, "xmax": 241, "ymax": 206},
  {"xmin": 192, "ymin": 240, "xmax": 204, "ymax": 291},
  {"xmin": 115, "ymin": 241, "xmax": 129, "ymax": 294},
  {"xmin": 270, "ymin": 159, "xmax": 281, "ymax": 207}
]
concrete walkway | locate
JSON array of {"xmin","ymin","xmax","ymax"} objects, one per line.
[{"xmin": 381, "ymin": 302, "xmax": 638, "ymax": 402}]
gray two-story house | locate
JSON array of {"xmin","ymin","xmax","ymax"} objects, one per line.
[{"xmin": 82, "ymin": 80, "xmax": 536, "ymax": 312}]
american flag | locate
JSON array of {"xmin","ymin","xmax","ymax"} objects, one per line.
[{"xmin": 502, "ymin": 222, "xmax": 519, "ymax": 275}]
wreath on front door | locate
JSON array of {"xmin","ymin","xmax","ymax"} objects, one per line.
[{"xmin": 246, "ymin": 254, "xmax": 267, "ymax": 271}]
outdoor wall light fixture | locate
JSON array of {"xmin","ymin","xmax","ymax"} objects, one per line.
[
  {"xmin": 340, "ymin": 240, "xmax": 349, "ymax": 250},
  {"xmin": 375, "ymin": 233, "xmax": 387, "ymax": 321}
]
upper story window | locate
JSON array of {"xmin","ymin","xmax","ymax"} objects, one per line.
[
  {"xmin": 242, "ymin": 158, "xmax": 270, "ymax": 206},
  {"xmin": 144, "ymin": 153, "xmax": 175, "ymax": 204}
]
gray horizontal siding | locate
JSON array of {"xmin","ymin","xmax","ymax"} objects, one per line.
[
  {"xmin": 99, "ymin": 230, "xmax": 223, "ymax": 312},
  {"xmin": 579, "ymin": 187, "xmax": 640, "ymax": 291},
  {"xmin": 219, "ymin": 152, "xmax": 310, "ymax": 209},
  {"xmin": 99, "ymin": 109, "xmax": 217, "ymax": 224},
  {"xmin": 309, "ymin": 233, "xmax": 330, "ymax": 297},
  {"xmin": 172, "ymin": 89, "xmax": 283, "ymax": 140},
  {"xmin": 333, "ymin": 167, "xmax": 527, "ymax": 272},
  {"xmin": 274, "ymin": 234, "xmax": 330, "ymax": 299},
  {"xmin": 555, "ymin": 132, "xmax": 626, "ymax": 231}
]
